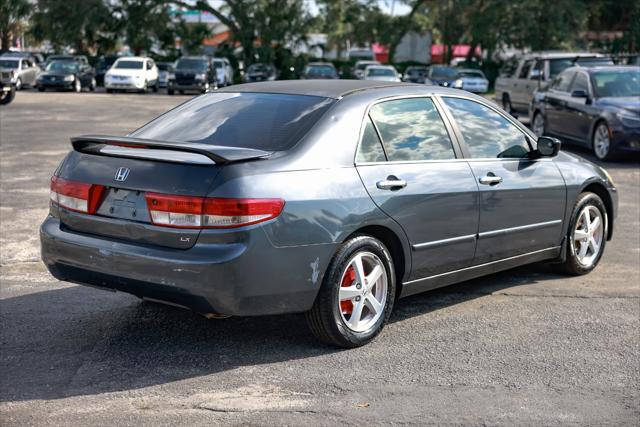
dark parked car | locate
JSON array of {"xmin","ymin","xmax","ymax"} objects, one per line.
[
  {"xmin": 402, "ymin": 66, "xmax": 430, "ymax": 84},
  {"xmin": 36, "ymin": 60, "xmax": 96, "ymax": 92},
  {"xmin": 530, "ymin": 66, "xmax": 640, "ymax": 160},
  {"xmin": 427, "ymin": 65, "xmax": 458, "ymax": 86},
  {"xmin": 95, "ymin": 55, "xmax": 120, "ymax": 86},
  {"xmin": 168, "ymin": 56, "xmax": 216, "ymax": 94},
  {"xmin": 302, "ymin": 62, "xmax": 338, "ymax": 79},
  {"xmin": 243, "ymin": 63, "xmax": 276, "ymax": 82},
  {"xmin": 41, "ymin": 81, "xmax": 617, "ymax": 348}
]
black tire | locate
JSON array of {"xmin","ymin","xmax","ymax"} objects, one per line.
[
  {"xmin": 0, "ymin": 85, "xmax": 16, "ymax": 105},
  {"xmin": 152, "ymin": 83, "xmax": 158, "ymax": 93},
  {"xmin": 558, "ymin": 192, "xmax": 607, "ymax": 276},
  {"xmin": 179, "ymin": 90, "xmax": 184, "ymax": 95},
  {"xmin": 167, "ymin": 89, "xmax": 174, "ymax": 95},
  {"xmin": 37, "ymin": 86, "xmax": 45, "ymax": 92},
  {"xmin": 305, "ymin": 235, "xmax": 396, "ymax": 348},
  {"xmin": 106, "ymin": 88, "xmax": 114, "ymax": 94}
]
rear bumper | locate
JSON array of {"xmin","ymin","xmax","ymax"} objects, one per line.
[{"xmin": 40, "ymin": 216, "xmax": 332, "ymax": 316}]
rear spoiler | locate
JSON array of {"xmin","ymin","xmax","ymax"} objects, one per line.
[{"xmin": 71, "ymin": 135, "xmax": 272, "ymax": 164}]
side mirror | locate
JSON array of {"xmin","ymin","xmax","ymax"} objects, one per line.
[
  {"xmin": 571, "ymin": 89, "xmax": 589, "ymax": 98},
  {"xmin": 535, "ymin": 136, "xmax": 561, "ymax": 158}
]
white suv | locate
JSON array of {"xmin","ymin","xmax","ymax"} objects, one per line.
[
  {"xmin": 212, "ymin": 57, "xmax": 233, "ymax": 86},
  {"xmin": 104, "ymin": 57, "xmax": 159, "ymax": 93}
]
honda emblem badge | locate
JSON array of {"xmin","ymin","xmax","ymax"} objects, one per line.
[{"xmin": 114, "ymin": 167, "xmax": 130, "ymax": 182}]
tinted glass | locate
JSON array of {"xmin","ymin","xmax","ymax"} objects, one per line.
[
  {"xmin": 571, "ymin": 73, "xmax": 589, "ymax": 93},
  {"xmin": 367, "ymin": 68, "xmax": 396, "ymax": 77},
  {"xmin": 591, "ymin": 70, "xmax": 640, "ymax": 97},
  {"xmin": 519, "ymin": 60, "xmax": 533, "ymax": 78},
  {"xmin": 443, "ymin": 97, "xmax": 530, "ymax": 159},
  {"xmin": 176, "ymin": 58, "xmax": 208, "ymax": 71},
  {"xmin": 552, "ymin": 70, "xmax": 574, "ymax": 92},
  {"xmin": 369, "ymin": 98, "xmax": 455, "ymax": 161},
  {"xmin": 430, "ymin": 66, "xmax": 457, "ymax": 79},
  {"xmin": 457, "ymin": 70, "xmax": 484, "ymax": 78},
  {"xmin": 305, "ymin": 65, "xmax": 336, "ymax": 78},
  {"xmin": 548, "ymin": 58, "xmax": 574, "ymax": 78},
  {"xmin": 0, "ymin": 59, "xmax": 19, "ymax": 68},
  {"xmin": 46, "ymin": 61, "xmax": 78, "ymax": 73},
  {"xmin": 131, "ymin": 92, "xmax": 334, "ymax": 151},
  {"xmin": 356, "ymin": 118, "xmax": 386, "ymax": 163},
  {"xmin": 115, "ymin": 60, "xmax": 144, "ymax": 70}
]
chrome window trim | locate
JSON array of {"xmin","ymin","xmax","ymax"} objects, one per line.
[
  {"xmin": 355, "ymin": 157, "xmax": 553, "ymax": 166},
  {"xmin": 403, "ymin": 246, "xmax": 561, "ymax": 286}
]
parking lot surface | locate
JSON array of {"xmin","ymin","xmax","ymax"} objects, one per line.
[{"xmin": 1, "ymin": 91, "xmax": 639, "ymax": 425}]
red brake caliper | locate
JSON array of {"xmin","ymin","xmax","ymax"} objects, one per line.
[{"xmin": 340, "ymin": 266, "xmax": 356, "ymax": 315}]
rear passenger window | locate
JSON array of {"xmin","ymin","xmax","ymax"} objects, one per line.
[
  {"xmin": 369, "ymin": 98, "xmax": 455, "ymax": 161},
  {"xmin": 442, "ymin": 97, "xmax": 530, "ymax": 159},
  {"xmin": 356, "ymin": 118, "xmax": 386, "ymax": 163}
]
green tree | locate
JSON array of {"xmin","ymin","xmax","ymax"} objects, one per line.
[
  {"xmin": 31, "ymin": 0, "xmax": 115, "ymax": 53},
  {"xmin": 112, "ymin": 0, "xmax": 175, "ymax": 55},
  {"xmin": 174, "ymin": 19, "xmax": 211, "ymax": 54},
  {"xmin": 0, "ymin": 0, "xmax": 30, "ymax": 52}
]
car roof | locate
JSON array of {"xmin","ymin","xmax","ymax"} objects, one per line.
[
  {"xmin": 116, "ymin": 56, "xmax": 146, "ymax": 61},
  {"xmin": 308, "ymin": 62, "xmax": 334, "ymax": 66},
  {"xmin": 523, "ymin": 51, "xmax": 606, "ymax": 60},
  {"xmin": 564, "ymin": 65, "xmax": 640, "ymax": 74},
  {"xmin": 218, "ymin": 80, "xmax": 443, "ymax": 99}
]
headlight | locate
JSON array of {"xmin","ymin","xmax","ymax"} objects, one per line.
[
  {"xmin": 616, "ymin": 110, "xmax": 640, "ymax": 128},
  {"xmin": 133, "ymin": 75, "xmax": 143, "ymax": 80},
  {"xmin": 600, "ymin": 166, "xmax": 616, "ymax": 187},
  {"xmin": 453, "ymin": 79, "xmax": 463, "ymax": 88},
  {"xmin": 195, "ymin": 73, "xmax": 206, "ymax": 81},
  {"xmin": 267, "ymin": 75, "xmax": 276, "ymax": 81},
  {"xmin": 168, "ymin": 72, "xmax": 175, "ymax": 80},
  {"xmin": 63, "ymin": 75, "xmax": 75, "ymax": 82}
]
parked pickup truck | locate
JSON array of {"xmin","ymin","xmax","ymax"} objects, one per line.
[{"xmin": 495, "ymin": 52, "xmax": 612, "ymax": 116}]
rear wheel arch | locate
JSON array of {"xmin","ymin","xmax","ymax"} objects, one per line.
[
  {"xmin": 581, "ymin": 182, "xmax": 614, "ymax": 240},
  {"xmin": 344, "ymin": 225, "xmax": 408, "ymax": 298}
]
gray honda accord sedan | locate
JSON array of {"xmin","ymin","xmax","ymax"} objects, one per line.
[{"xmin": 41, "ymin": 80, "xmax": 618, "ymax": 347}]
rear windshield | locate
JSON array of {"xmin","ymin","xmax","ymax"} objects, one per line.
[
  {"xmin": 457, "ymin": 70, "xmax": 484, "ymax": 78},
  {"xmin": 367, "ymin": 67, "xmax": 395, "ymax": 77},
  {"xmin": 430, "ymin": 67, "xmax": 457, "ymax": 79},
  {"xmin": 305, "ymin": 65, "xmax": 336, "ymax": 77},
  {"xmin": 130, "ymin": 92, "xmax": 334, "ymax": 151},
  {"xmin": 115, "ymin": 60, "xmax": 144, "ymax": 69}
]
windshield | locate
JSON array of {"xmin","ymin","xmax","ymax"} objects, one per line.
[
  {"xmin": 176, "ymin": 58, "xmax": 208, "ymax": 71},
  {"xmin": 406, "ymin": 67, "xmax": 426, "ymax": 75},
  {"xmin": 115, "ymin": 60, "xmax": 144, "ymax": 70},
  {"xmin": 305, "ymin": 65, "xmax": 336, "ymax": 77},
  {"xmin": 430, "ymin": 67, "xmax": 457, "ymax": 79},
  {"xmin": 367, "ymin": 68, "xmax": 395, "ymax": 77},
  {"xmin": 131, "ymin": 93, "xmax": 334, "ymax": 151},
  {"xmin": 247, "ymin": 64, "xmax": 273, "ymax": 73},
  {"xmin": 356, "ymin": 62, "xmax": 378, "ymax": 71},
  {"xmin": 0, "ymin": 59, "xmax": 19, "ymax": 68},
  {"xmin": 46, "ymin": 61, "xmax": 78, "ymax": 73},
  {"xmin": 591, "ymin": 70, "xmax": 640, "ymax": 97},
  {"xmin": 156, "ymin": 63, "xmax": 172, "ymax": 71},
  {"xmin": 548, "ymin": 59, "xmax": 575, "ymax": 78},
  {"xmin": 457, "ymin": 70, "xmax": 484, "ymax": 78}
]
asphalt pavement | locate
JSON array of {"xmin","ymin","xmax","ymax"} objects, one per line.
[{"xmin": 1, "ymin": 90, "xmax": 639, "ymax": 426}]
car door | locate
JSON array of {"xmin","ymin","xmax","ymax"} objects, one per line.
[
  {"xmin": 564, "ymin": 71, "xmax": 596, "ymax": 142},
  {"xmin": 440, "ymin": 96, "xmax": 566, "ymax": 264},
  {"xmin": 512, "ymin": 59, "xmax": 533, "ymax": 109},
  {"xmin": 544, "ymin": 70, "xmax": 576, "ymax": 136},
  {"xmin": 355, "ymin": 97, "xmax": 480, "ymax": 281}
]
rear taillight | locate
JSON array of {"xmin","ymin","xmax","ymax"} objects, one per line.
[
  {"xmin": 50, "ymin": 176, "xmax": 105, "ymax": 214},
  {"xmin": 145, "ymin": 193, "xmax": 284, "ymax": 229}
]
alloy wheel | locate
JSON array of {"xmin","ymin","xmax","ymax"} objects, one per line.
[
  {"xmin": 74, "ymin": 78, "xmax": 81, "ymax": 92},
  {"xmin": 338, "ymin": 251, "xmax": 388, "ymax": 333},
  {"xmin": 15, "ymin": 78, "xmax": 22, "ymax": 90},
  {"xmin": 593, "ymin": 123, "xmax": 610, "ymax": 160},
  {"xmin": 572, "ymin": 205, "xmax": 604, "ymax": 268}
]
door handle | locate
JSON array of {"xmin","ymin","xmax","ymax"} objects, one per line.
[
  {"xmin": 478, "ymin": 174, "xmax": 503, "ymax": 185},
  {"xmin": 376, "ymin": 177, "xmax": 407, "ymax": 190}
]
